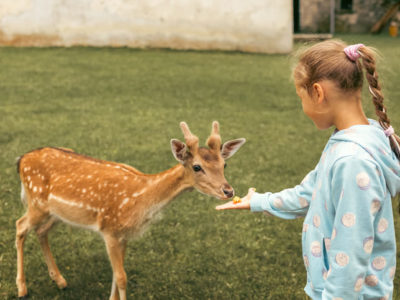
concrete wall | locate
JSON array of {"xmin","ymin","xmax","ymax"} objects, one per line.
[{"xmin": 0, "ymin": 0, "xmax": 293, "ymax": 53}]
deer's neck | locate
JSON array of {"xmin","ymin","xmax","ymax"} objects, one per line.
[{"xmin": 146, "ymin": 164, "xmax": 192, "ymax": 206}]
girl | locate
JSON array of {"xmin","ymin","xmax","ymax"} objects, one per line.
[{"xmin": 216, "ymin": 40, "xmax": 400, "ymax": 299}]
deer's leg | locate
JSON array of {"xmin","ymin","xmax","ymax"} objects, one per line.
[
  {"xmin": 16, "ymin": 213, "xmax": 30, "ymax": 298},
  {"xmin": 35, "ymin": 218, "xmax": 67, "ymax": 289},
  {"xmin": 104, "ymin": 235, "xmax": 127, "ymax": 300},
  {"xmin": 16, "ymin": 209, "xmax": 47, "ymax": 298}
]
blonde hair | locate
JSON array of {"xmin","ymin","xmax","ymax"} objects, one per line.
[{"xmin": 293, "ymin": 39, "xmax": 400, "ymax": 159}]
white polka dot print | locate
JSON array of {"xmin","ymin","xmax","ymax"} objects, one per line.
[
  {"xmin": 389, "ymin": 266, "xmax": 396, "ymax": 279},
  {"xmin": 370, "ymin": 199, "xmax": 381, "ymax": 215},
  {"xmin": 324, "ymin": 238, "xmax": 331, "ymax": 251},
  {"xmin": 339, "ymin": 189, "xmax": 344, "ymax": 200},
  {"xmin": 311, "ymin": 241, "xmax": 322, "ymax": 257},
  {"xmin": 372, "ymin": 256, "xmax": 386, "ymax": 271},
  {"xmin": 356, "ymin": 172, "xmax": 370, "ymax": 190},
  {"xmin": 354, "ymin": 276, "xmax": 364, "ymax": 292},
  {"xmin": 313, "ymin": 215, "xmax": 321, "ymax": 228},
  {"xmin": 336, "ymin": 252, "xmax": 349, "ymax": 266},
  {"xmin": 299, "ymin": 197, "xmax": 308, "ymax": 208},
  {"xmin": 322, "ymin": 151, "xmax": 327, "ymax": 160},
  {"xmin": 303, "ymin": 255, "xmax": 309, "ymax": 268},
  {"xmin": 378, "ymin": 218, "xmax": 388, "ymax": 233},
  {"xmin": 322, "ymin": 269, "xmax": 328, "ymax": 280},
  {"xmin": 379, "ymin": 148, "xmax": 388, "ymax": 156},
  {"xmin": 365, "ymin": 275, "xmax": 378, "ymax": 286},
  {"xmin": 327, "ymin": 268, "xmax": 332, "ymax": 278},
  {"xmin": 332, "ymin": 298, "xmax": 343, "ymax": 300},
  {"xmin": 312, "ymin": 190, "xmax": 316, "ymax": 201},
  {"xmin": 363, "ymin": 237, "xmax": 374, "ymax": 254},
  {"xmin": 331, "ymin": 228, "xmax": 337, "ymax": 240},
  {"xmin": 380, "ymin": 295, "xmax": 389, "ymax": 300},
  {"xmin": 303, "ymin": 223, "xmax": 309, "ymax": 232},
  {"xmin": 263, "ymin": 211, "xmax": 272, "ymax": 217},
  {"xmin": 342, "ymin": 213, "xmax": 356, "ymax": 227},
  {"xmin": 273, "ymin": 197, "xmax": 283, "ymax": 208}
]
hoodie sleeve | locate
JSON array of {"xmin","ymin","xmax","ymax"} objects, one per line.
[
  {"xmin": 249, "ymin": 166, "xmax": 318, "ymax": 219},
  {"xmin": 322, "ymin": 156, "xmax": 385, "ymax": 299}
]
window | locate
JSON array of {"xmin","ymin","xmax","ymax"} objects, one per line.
[{"xmin": 341, "ymin": 0, "xmax": 353, "ymax": 10}]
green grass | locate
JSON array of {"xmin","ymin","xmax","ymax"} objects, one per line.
[{"xmin": 0, "ymin": 34, "xmax": 399, "ymax": 299}]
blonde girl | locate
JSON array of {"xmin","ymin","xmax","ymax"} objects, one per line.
[{"xmin": 217, "ymin": 40, "xmax": 400, "ymax": 299}]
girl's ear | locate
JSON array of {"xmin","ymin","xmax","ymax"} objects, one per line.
[
  {"xmin": 221, "ymin": 138, "xmax": 246, "ymax": 160},
  {"xmin": 312, "ymin": 83, "xmax": 325, "ymax": 104},
  {"xmin": 171, "ymin": 139, "xmax": 187, "ymax": 163}
]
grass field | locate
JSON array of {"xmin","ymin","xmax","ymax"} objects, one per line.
[{"xmin": 0, "ymin": 34, "xmax": 399, "ymax": 299}]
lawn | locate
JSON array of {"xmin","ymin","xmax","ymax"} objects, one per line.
[{"xmin": 0, "ymin": 34, "xmax": 399, "ymax": 299}]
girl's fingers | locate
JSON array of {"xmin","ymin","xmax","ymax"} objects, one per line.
[
  {"xmin": 215, "ymin": 188, "xmax": 256, "ymax": 210},
  {"xmin": 215, "ymin": 201, "xmax": 235, "ymax": 210},
  {"xmin": 215, "ymin": 201, "xmax": 249, "ymax": 210},
  {"xmin": 244, "ymin": 187, "xmax": 256, "ymax": 200}
]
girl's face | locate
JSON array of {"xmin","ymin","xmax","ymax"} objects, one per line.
[{"xmin": 295, "ymin": 84, "xmax": 333, "ymax": 130}]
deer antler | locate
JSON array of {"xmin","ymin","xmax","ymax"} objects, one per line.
[
  {"xmin": 180, "ymin": 122, "xmax": 199, "ymax": 153},
  {"xmin": 206, "ymin": 121, "xmax": 221, "ymax": 152}
]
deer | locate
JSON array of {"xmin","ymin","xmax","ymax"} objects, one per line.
[{"xmin": 15, "ymin": 121, "xmax": 245, "ymax": 300}]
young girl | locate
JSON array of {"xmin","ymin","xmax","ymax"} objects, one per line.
[{"xmin": 216, "ymin": 40, "xmax": 400, "ymax": 299}]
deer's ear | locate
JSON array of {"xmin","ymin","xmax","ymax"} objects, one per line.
[
  {"xmin": 221, "ymin": 138, "xmax": 246, "ymax": 160},
  {"xmin": 171, "ymin": 139, "xmax": 188, "ymax": 163}
]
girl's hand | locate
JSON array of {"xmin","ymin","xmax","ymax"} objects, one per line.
[{"xmin": 215, "ymin": 188, "xmax": 256, "ymax": 210}]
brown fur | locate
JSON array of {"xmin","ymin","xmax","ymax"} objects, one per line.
[{"xmin": 15, "ymin": 122, "xmax": 245, "ymax": 299}]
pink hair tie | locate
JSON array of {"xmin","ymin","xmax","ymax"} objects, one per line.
[
  {"xmin": 384, "ymin": 126, "xmax": 395, "ymax": 137},
  {"xmin": 344, "ymin": 43, "xmax": 364, "ymax": 61}
]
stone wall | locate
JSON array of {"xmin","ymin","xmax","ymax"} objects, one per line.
[
  {"xmin": 336, "ymin": 0, "xmax": 388, "ymax": 33},
  {"xmin": 0, "ymin": 0, "xmax": 293, "ymax": 53},
  {"xmin": 299, "ymin": 0, "xmax": 390, "ymax": 33},
  {"xmin": 300, "ymin": 0, "xmax": 331, "ymax": 33}
]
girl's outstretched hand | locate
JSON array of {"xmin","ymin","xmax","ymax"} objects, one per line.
[{"xmin": 215, "ymin": 188, "xmax": 256, "ymax": 210}]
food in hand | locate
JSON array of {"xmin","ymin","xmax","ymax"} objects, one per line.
[{"xmin": 233, "ymin": 196, "xmax": 241, "ymax": 204}]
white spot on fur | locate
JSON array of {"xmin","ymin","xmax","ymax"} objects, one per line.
[
  {"xmin": 132, "ymin": 189, "xmax": 145, "ymax": 198},
  {"xmin": 119, "ymin": 197, "xmax": 130, "ymax": 209}
]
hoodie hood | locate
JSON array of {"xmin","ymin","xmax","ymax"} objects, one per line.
[{"xmin": 330, "ymin": 119, "xmax": 400, "ymax": 197}]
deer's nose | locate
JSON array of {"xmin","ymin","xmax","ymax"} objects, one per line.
[{"xmin": 222, "ymin": 185, "xmax": 234, "ymax": 198}]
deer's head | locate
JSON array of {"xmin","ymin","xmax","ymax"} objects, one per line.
[{"xmin": 171, "ymin": 121, "xmax": 245, "ymax": 200}]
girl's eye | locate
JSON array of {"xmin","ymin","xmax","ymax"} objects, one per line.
[
  {"xmin": 193, "ymin": 165, "xmax": 202, "ymax": 172},
  {"xmin": 224, "ymin": 163, "xmax": 227, "ymax": 169}
]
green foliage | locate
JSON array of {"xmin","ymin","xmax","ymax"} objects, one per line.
[{"xmin": 0, "ymin": 34, "xmax": 399, "ymax": 299}]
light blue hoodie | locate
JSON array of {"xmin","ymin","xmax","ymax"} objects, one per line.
[{"xmin": 250, "ymin": 119, "xmax": 400, "ymax": 299}]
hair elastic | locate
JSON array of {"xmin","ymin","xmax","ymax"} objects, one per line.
[
  {"xmin": 344, "ymin": 44, "xmax": 364, "ymax": 61},
  {"xmin": 384, "ymin": 126, "xmax": 395, "ymax": 137}
]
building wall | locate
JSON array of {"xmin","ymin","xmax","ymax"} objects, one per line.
[
  {"xmin": 335, "ymin": 0, "xmax": 388, "ymax": 33},
  {"xmin": 299, "ymin": 0, "xmax": 390, "ymax": 33},
  {"xmin": 0, "ymin": 0, "xmax": 293, "ymax": 53},
  {"xmin": 300, "ymin": 0, "xmax": 331, "ymax": 33}
]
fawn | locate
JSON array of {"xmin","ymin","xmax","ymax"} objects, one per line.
[{"xmin": 15, "ymin": 121, "xmax": 245, "ymax": 299}]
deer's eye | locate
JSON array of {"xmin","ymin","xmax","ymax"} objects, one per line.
[
  {"xmin": 193, "ymin": 165, "xmax": 202, "ymax": 172},
  {"xmin": 224, "ymin": 163, "xmax": 227, "ymax": 169}
]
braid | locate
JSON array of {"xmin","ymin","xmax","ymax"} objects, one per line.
[{"xmin": 359, "ymin": 47, "xmax": 400, "ymax": 159}]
